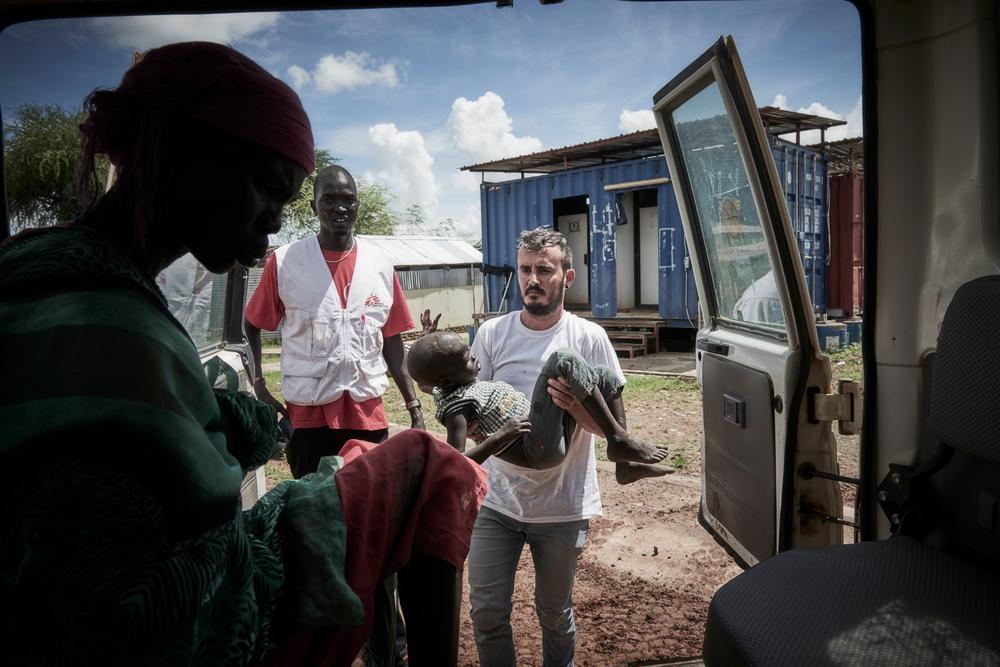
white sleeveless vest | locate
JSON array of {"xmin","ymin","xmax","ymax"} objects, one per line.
[{"xmin": 275, "ymin": 236, "xmax": 395, "ymax": 406}]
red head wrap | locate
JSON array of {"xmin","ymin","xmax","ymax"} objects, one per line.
[
  {"xmin": 84, "ymin": 41, "xmax": 315, "ymax": 175},
  {"xmin": 77, "ymin": 42, "xmax": 314, "ymax": 245}
]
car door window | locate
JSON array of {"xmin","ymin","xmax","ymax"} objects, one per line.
[
  {"xmin": 672, "ymin": 81, "xmax": 786, "ymax": 334},
  {"xmin": 156, "ymin": 253, "xmax": 230, "ymax": 349}
]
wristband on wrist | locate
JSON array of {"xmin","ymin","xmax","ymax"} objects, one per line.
[{"xmin": 405, "ymin": 399, "xmax": 421, "ymax": 411}]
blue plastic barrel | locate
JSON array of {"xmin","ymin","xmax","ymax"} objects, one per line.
[
  {"xmin": 844, "ymin": 319, "xmax": 863, "ymax": 345},
  {"xmin": 816, "ymin": 322, "xmax": 846, "ymax": 352}
]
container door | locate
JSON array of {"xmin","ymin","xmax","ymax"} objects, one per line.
[
  {"xmin": 558, "ymin": 212, "xmax": 590, "ymax": 307},
  {"xmin": 653, "ymin": 36, "xmax": 842, "ymax": 566},
  {"xmin": 639, "ymin": 206, "xmax": 659, "ymax": 306}
]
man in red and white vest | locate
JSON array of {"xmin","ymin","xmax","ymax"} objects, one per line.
[{"xmin": 246, "ymin": 165, "xmax": 425, "ymax": 478}]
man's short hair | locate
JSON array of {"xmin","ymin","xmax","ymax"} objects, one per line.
[
  {"xmin": 516, "ymin": 227, "xmax": 573, "ymax": 270},
  {"xmin": 316, "ymin": 164, "xmax": 356, "ymax": 189}
]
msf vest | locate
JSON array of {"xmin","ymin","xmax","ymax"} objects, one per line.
[{"xmin": 275, "ymin": 236, "xmax": 394, "ymax": 406}]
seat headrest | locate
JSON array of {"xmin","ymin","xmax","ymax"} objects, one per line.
[{"xmin": 928, "ymin": 275, "xmax": 1000, "ymax": 464}]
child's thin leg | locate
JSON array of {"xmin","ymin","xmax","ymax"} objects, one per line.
[
  {"xmin": 570, "ymin": 367, "xmax": 670, "ymax": 465},
  {"xmin": 501, "ymin": 349, "xmax": 596, "ymax": 469},
  {"xmin": 593, "ymin": 365, "xmax": 674, "ymax": 482}
]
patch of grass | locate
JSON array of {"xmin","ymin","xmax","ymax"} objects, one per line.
[
  {"xmin": 264, "ymin": 459, "xmax": 293, "ymax": 489},
  {"xmin": 827, "ymin": 343, "xmax": 864, "ymax": 384},
  {"xmin": 381, "ymin": 382, "xmax": 448, "ymax": 437},
  {"xmin": 262, "ymin": 369, "xmax": 283, "ymax": 403},
  {"xmin": 669, "ymin": 451, "xmax": 692, "ymax": 470},
  {"xmin": 262, "ymin": 354, "xmax": 280, "ymax": 366},
  {"xmin": 622, "ymin": 374, "xmax": 700, "ymax": 400}
]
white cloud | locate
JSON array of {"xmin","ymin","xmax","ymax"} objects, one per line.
[
  {"xmin": 93, "ymin": 13, "xmax": 279, "ymax": 50},
  {"xmin": 366, "ymin": 123, "xmax": 440, "ymax": 214},
  {"xmin": 323, "ymin": 125, "xmax": 375, "ymax": 159},
  {"xmin": 618, "ymin": 108, "xmax": 655, "ymax": 133},
  {"xmin": 287, "ymin": 64, "xmax": 311, "ymax": 91},
  {"xmin": 447, "ymin": 91, "xmax": 543, "ymax": 162},
  {"xmin": 771, "ymin": 94, "xmax": 864, "ymax": 145},
  {"xmin": 307, "ymin": 51, "xmax": 398, "ymax": 94}
]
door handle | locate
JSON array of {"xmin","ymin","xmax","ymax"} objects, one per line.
[{"xmin": 696, "ymin": 338, "xmax": 731, "ymax": 356}]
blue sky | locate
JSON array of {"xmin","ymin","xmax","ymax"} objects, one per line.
[{"xmin": 0, "ymin": 1, "xmax": 861, "ymax": 239}]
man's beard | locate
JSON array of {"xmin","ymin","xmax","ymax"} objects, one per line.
[{"xmin": 522, "ymin": 283, "xmax": 564, "ymax": 316}]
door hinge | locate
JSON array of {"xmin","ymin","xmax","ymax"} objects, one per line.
[{"xmin": 808, "ymin": 379, "xmax": 861, "ymax": 435}]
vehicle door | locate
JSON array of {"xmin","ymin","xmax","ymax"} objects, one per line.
[
  {"xmin": 157, "ymin": 254, "xmax": 267, "ymax": 508},
  {"xmin": 652, "ymin": 37, "xmax": 855, "ymax": 566}
]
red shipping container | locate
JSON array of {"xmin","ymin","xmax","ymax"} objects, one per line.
[{"xmin": 827, "ymin": 172, "xmax": 864, "ymax": 318}]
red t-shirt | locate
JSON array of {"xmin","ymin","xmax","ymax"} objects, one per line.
[{"xmin": 246, "ymin": 243, "xmax": 414, "ymax": 430}]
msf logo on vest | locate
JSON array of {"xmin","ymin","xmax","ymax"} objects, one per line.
[{"xmin": 365, "ymin": 294, "xmax": 383, "ymax": 308}]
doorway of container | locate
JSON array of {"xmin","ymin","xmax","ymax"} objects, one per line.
[
  {"xmin": 613, "ymin": 189, "xmax": 660, "ymax": 311},
  {"xmin": 553, "ymin": 195, "xmax": 590, "ymax": 308}
]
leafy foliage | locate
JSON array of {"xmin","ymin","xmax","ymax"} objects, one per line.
[
  {"xmin": 3, "ymin": 104, "xmax": 109, "ymax": 231},
  {"xmin": 355, "ymin": 178, "xmax": 398, "ymax": 236}
]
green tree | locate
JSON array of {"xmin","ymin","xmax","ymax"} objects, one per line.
[
  {"xmin": 3, "ymin": 104, "xmax": 109, "ymax": 232},
  {"xmin": 355, "ymin": 178, "xmax": 397, "ymax": 236},
  {"xmin": 435, "ymin": 217, "xmax": 458, "ymax": 237},
  {"xmin": 402, "ymin": 203, "xmax": 427, "ymax": 234}
]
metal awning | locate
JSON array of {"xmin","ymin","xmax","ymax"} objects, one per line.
[
  {"xmin": 460, "ymin": 129, "xmax": 665, "ymax": 174},
  {"xmin": 461, "ymin": 107, "xmax": 847, "ymax": 174},
  {"xmin": 810, "ymin": 136, "xmax": 864, "ymax": 174},
  {"xmin": 757, "ymin": 106, "xmax": 847, "ymax": 143}
]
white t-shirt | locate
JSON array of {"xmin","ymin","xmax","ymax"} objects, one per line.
[{"xmin": 470, "ymin": 310, "xmax": 624, "ymax": 523}]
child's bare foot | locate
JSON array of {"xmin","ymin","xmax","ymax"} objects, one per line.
[
  {"xmin": 606, "ymin": 434, "xmax": 669, "ymax": 464},
  {"xmin": 615, "ymin": 461, "xmax": 675, "ymax": 484}
]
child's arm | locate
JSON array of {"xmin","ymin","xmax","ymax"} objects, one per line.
[
  {"xmin": 462, "ymin": 416, "xmax": 532, "ymax": 464},
  {"xmin": 444, "ymin": 412, "xmax": 470, "ymax": 453}
]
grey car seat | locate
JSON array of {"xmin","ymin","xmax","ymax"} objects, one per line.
[{"xmin": 701, "ymin": 275, "xmax": 1000, "ymax": 666}]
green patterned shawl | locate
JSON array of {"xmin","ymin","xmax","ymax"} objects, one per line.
[{"xmin": 0, "ymin": 226, "xmax": 364, "ymax": 665}]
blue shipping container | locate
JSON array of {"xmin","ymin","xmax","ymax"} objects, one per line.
[{"xmin": 480, "ymin": 136, "xmax": 827, "ymax": 327}]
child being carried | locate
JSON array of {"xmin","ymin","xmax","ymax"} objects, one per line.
[{"xmin": 407, "ymin": 332, "xmax": 671, "ymax": 483}]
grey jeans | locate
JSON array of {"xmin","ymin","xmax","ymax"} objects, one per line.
[
  {"xmin": 468, "ymin": 506, "xmax": 590, "ymax": 667},
  {"xmin": 496, "ymin": 348, "xmax": 622, "ymax": 470}
]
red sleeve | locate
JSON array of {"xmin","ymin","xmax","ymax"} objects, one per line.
[
  {"xmin": 245, "ymin": 254, "xmax": 284, "ymax": 331},
  {"xmin": 381, "ymin": 274, "xmax": 415, "ymax": 338}
]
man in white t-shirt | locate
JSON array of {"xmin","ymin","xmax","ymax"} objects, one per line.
[{"xmin": 467, "ymin": 227, "xmax": 667, "ymax": 666}]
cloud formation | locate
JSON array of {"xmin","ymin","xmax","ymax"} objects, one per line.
[
  {"xmin": 289, "ymin": 51, "xmax": 398, "ymax": 94},
  {"xmin": 365, "ymin": 123, "xmax": 440, "ymax": 214},
  {"xmin": 770, "ymin": 94, "xmax": 863, "ymax": 144},
  {"xmin": 93, "ymin": 13, "xmax": 279, "ymax": 50},
  {"xmin": 618, "ymin": 108, "xmax": 655, "ymax": 133},
  {"xmin": 286, "ymin": 64, "xmax": 311, "ymax": 91},
  {"xmin": 447, "ymin": 91, "xmax": 543, "ymax": 163}
]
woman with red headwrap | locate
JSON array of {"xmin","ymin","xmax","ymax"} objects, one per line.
[{"xmin": 0, "ymin": 42, "xmax": 485, "ymax": 666}]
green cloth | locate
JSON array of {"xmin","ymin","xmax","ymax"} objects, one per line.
[{"xmin": 0, "ymin": 226, "xmax": 365, "ymax": 665}]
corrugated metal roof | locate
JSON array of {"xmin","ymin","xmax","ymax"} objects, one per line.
[
  {"xmin": 809, "ymin": 136, "xmax": 864, "ymax": 174},
  {"xmin": 460, "ymin": 129, "xmax": 663, "ymax": 174},
  {"xmin": 460, "ymin": 107, "xmax": 846, "ymax": 174},
  {"xmin": 358, "ymin": 235, "xmax": 482, "ymax": 268}
]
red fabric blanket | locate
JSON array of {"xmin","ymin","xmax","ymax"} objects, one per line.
[{"xmin": 263, "ymin": 429, "xmax": 487, "ymax": 666}]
